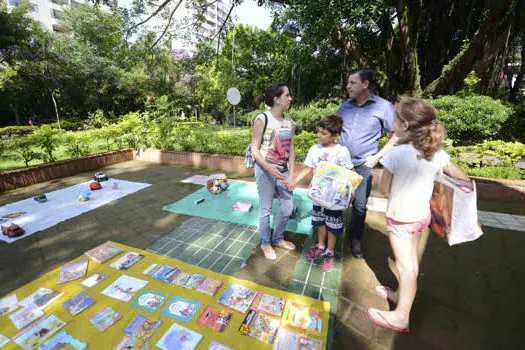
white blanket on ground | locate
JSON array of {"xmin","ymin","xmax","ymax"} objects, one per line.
[{"xmin": 0, "ymin": 179, "xmax": 151, "ymax": 244}]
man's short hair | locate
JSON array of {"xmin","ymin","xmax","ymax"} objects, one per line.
[
  {"xmin": 319, "ymin": 114, "xmax": 344, "ymax": 135},
  {"xmin": 348, "ymin": 68, "xmax": 374, "ymax": 87}
]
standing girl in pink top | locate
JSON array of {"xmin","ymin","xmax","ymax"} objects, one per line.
[{"xmin": 368, "ymin": 98, "xmax": 469, "ymax": 332}]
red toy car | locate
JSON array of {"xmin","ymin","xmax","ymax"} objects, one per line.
[
  {"xmin": 1, "ymin": 223, "xmax": 25, "ymax": 238},
  {"xmin": 90, "ymin": 181, "xmax": 102, "ymax": 190}
]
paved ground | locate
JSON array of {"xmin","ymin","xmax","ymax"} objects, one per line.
[{"xmin": 1, "ymin": 160, "xmax": 524, "ymax": 349}]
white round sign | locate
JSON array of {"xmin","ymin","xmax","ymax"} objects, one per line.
[{"xmin": 227, "ymin": 87, "xmax": 241, "ymax": 105}]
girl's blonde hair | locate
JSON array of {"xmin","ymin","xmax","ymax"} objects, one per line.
[{"xmin": 395, "ymin": 98, "xmax": 445, "ymax": 161}]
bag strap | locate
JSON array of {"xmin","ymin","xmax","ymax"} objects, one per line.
[{"xmin": 261, "ymin": 111, "xmax": 268, "ymax": 141}]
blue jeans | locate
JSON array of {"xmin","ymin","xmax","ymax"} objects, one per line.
[
  {"xmin": 254, "ymin": 162, "xmax": 294, "ymax": 247},
  {"xmin": 348, "ymin": 164, "xmax": 375, "ymax": 241}
]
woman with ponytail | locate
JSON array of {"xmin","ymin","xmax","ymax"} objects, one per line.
[{"xmin": 368, "ymin": 98, "xmax": 469, "ymax": 332}]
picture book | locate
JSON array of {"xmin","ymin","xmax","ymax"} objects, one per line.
[
  {"xmin": 239, "ymin": 309, "xmax": 280, "ymax": 344},
  {"xmin": 183, "ymin": 273, "xmax": 205, "ymax": 289},
  {"xmin": 171, "ymin": 270, "xmax": 192, "ymax": 286},
  {"xmin": 109, "ymin": 252, "xmax": 145, "ymax": 270},
  {"xmin": 251, "ymin": 292, "xmax": 286, "ymax": 318},
  {"xmin": 0, "ymin": 334, "xmax": 10, "ymax": 348},
  {"xmin": 149, "ymin": 264, "xmax": 180, "ymax": 283},
  {"xmin": 232, "ymin": 201, "xmax": 253, "ymax": 212},
  {"xmin": 196, "ymin": 306, "xmax": 232, "ymax": 332},
  {"xmin": 88, "ymin": 305, "xmax": 122, "ymax": 332},
  {"xmin": 19, "ymin": 287, "xmax": 64, "ymax": 309},
  {"xmin": 114, "ymin": 335, "xmax": 148, "ymax": 350},
  {"xmin": 160, "ymin": 296, "xmax": 201, "ymax": 323},
  {"xmin": 217, "ymin": 283, "xmax": 257, "ymax": 314},
  {"xmin": 142, "ymin": 263, "xmax": 158, "ymax": 276},
  {"xmin": 0, "ymin": 294, "xmax": 18, "ymax": 316},
  {"xmin": 85, "ymin": 242, "xmax": 124, "ymax": 263},
  {"xmin": 62, "ymin": 291, "xmax": 95, "ymax": 316},
  {"xmin": 40, "ymin": 331, "xmax": 87, "ymax": 350},
  {"xmin": 9, "ymin": 304, "xmax": 44, "ymax": 329},
  {"xmin": 281, "ymin": 302, "xmax": 323, "ymax": 334},
  {"xmin": 2, "ymin": 212, "xmax": 25, "ymax": 219},
  {"xmin": 12, "ymin": 314, "xmax": 66, "ymax": 349},
  {"xmin": 123, "ymin": 314, "xmax": 162, "ymax": 340},
  {"xmin": 78, "ymin": 272, "xmax": 109, "ymax": 290},
  {"xmin": 196, "ymin": 277, "xmax": 223, "ymax": 296},
  {"xmin": 156, "ymin": 322, "xmax": 202, "ymax": 350},
  {"xmin": 207, "ymin": 342, "xmax": 233, "ymax": 350},
  {"xmin": 130, "ymin": 288, "xmax": 170, "ymax": 314},
  {"xmin": 57, "ymin": 259, "xmax": 89, "ymax": 284},
  {"xmin": 273, "ymin": 328, "xmax": 322, "ymax": 350},
  {"xmin": 101, "ymin": 275, "xmax": 148, "ymax": 302}
]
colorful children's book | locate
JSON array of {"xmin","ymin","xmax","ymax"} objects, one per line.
[
  {"xmin": 2, "ymin": 212, "xmax": 25, "ymax": 219},
  {"xmin": 156, "ymin": 322, "xmax": 202, "ymax": 350},
  {"xmin": 251, "ymin": 292, "xmax": 286, "ymax": 318},
  {"xmin": 78, "ymin": 272, "xmax": 109, "ymax": 290},
  {"xmin": 101, "ymin": 275, "xmax": 148, "ymax": 302},
  {"xmin": 0, "ymin": 334, "xmax": 10, "ymax": 348},
  {"xmin": 183, "ymin": 273, "xmax": 205, "ymax": 289},
  {"xmin": 57, "ymin": 259, "xmax": 89, "ymax": 284},
  {"xmin": 217, "ymin": 283, "xmax": 257, "ymax": 314},
  {"xmin": 18, "ymin": 287, "xmax": 64, "ymax": 309},
  {"xmin": 142, "ymin": 264, "xmax": 158, "ymax": 276},
  {"xmin": 12, "ymin": 314, "xmax": 66, "ymax": 349},
  {"xmin": 207, "ymin": 342, "xmax": 233, "ymax": 350},
  {"xmin": 40, "ymin": 331, "xmax": 87, "ymax": 350},
  {"xmin": 160, "ymin": 296, "xmax": 201, "ymax": 323},
  {"xmin": 62, "ymin": 291, "xmax": 96, "ymax": 316},
  {"xmin": 196, "ymin": 306, "xmax": 232, "ymax": 332},
  {"xmin": 124, "ymin": 314, "xmax": 162, "ymax": 340},
  {"xmin": 130, "ymin": 288, "xmax": 170, "ymax": 314},
  {"xmin": 239, "ymin": 309, "xmax": 280, "ymax": 344},
  {"xmin": 0, "ymin": 294, "xmax": 18, "ymax": 316},
  {"xmin": 232, "ymin": 201, "xmax": 253, "ymax": 212},
  {"xmin": 171, "ymin": 270, "xmax": 191, "ymax": 286},
  {"xmin": 149, "ymin": 264, "xmax": 180, "ymax": 283},
  {"xmin": 88, "ymin": 305, "xmax": 122, "ymax": 332},
  {"xmin": 9, "ymin": 304, "xmax": 44, "ymax": 329},
  {"xmin": 114, "ymin": 335, "xmax": 148, "ymax": 350},
  {"xmin": 273, "ymin": 328, "xmax": 322, "ymax": 350},
  {"xmin": 109, "ymin": 252, "xmax": 145, "ymax": 270},
  {"xmin": 197, "ymin": 277, "xmax": 223, "ymax": 296},
  {"xmin": 85, "ymin": 242, "xmax": 124, "ymax": 263},
  {"xmin": 281, "ymin": 302, "xmax": 323, "ymax": 334}
]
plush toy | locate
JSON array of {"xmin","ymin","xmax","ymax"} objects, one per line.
[
  {"xmin": 78, "ymin": 191, "xmax": 91, "ymax": 202},
  {"xmin": 90, "ymin": 181, "xmax": 102, "ymax": 190},
  {"xmin": 206, "ymin": 174, "xmax": 229, "ymax": 194}
]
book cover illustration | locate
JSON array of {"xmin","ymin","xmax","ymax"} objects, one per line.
[
  {"xmin": 149, "ymin": 264, "xmax": 180, "ymax": 283},
  {"xmin": 123, "ymin": 314, "xmax": 162, "ymax": 340},
  {"xmin": 171, "ymin": 270, "xmax": 191, "ymax": 287},
  {"xmin": 251, "ymin": 292, "xmax": 286, "ymax": 318},
  {"xmin": 196, "ymin": 306, "xmax": 232, "ymax": 333},
  {"xmin": 12, "ymin": 314, "xmax": 66, "ymax": 350},
  {"xmin": 281, "ymin": 302, "xmax": 323, "ymax": 334},
  {"xmin": 232, "ymin": 201, "xmax": 253, "ymax": 212},
  {"xmin": 0, "ymin": 334, "xmax": 10, "ymax": 348},
  {"xmin": 0, "ymin": 294, "xmax": 18, "ymax": 316},
  {"xmin": 114, "ymin": 335, "xmax": 148, "ymax": 350},
  {"xmin": 239, "ymin": 309, "xmax": 280, "ymax": 344},
  {"xmin": 142, "ymin": 263, "xmax": 158, "ymax": 276},
  {"xmin": 130, "ymin": 288, "xmax": 170, "ymax": 314},
  {"xmin": 19, "ymin": 287, "xmax": 64, "ymax": 309},
  {"xmin": 207, "ymin": 342, "xmax": 233, "ymax": 350},
  {"xmin": 217, "ymin": 283, "xmax": 257, "ymax": 314},
  {"xmin": 62, "ymin": 291, "xmax": 95, "ymax": 316},
  {"xmin": 78, "ymin": 272, "xmax": 109, "ymax": 290},
  {"xmin": 273, "ymin": 328, "xmax": 322, "ymax": 350},
  {"xmin": 196, "ymin": 277, "xmax": 223, "ymax": 296},
  {"xmin": 160, "ymin": 296, "xmax": 201, "ymax": 323},
  {"xmin": 183, "ymin": 273, "xmax": 205, "ymax": 289},
  {"xmin": 2, "ymin": 212, "xmax": 25, "ymax": 219},
  {"xmin": 156, "ymin": 322, "xmax": 202, "ymax": 350},
  {"xmin": 9, "ymin": 304, "xmax": 44, "ymax": 329},
  {"xmin": 88, "ymin": 305, "xmax": 122, "ymax": 332},
  {"xmin": 109, "ymin": 252, "xmax": 145, "ymax": 270},
  {"xmin": 101, "ymin": 275, "xmax": 148, "ymax": 302},
  {"xmin": 85, "ymin": 242, "xmax": 124, "ymax": 263},
  {"xmin": 40, "ymin": 331, "xmax": 87, "ymax": 350},
  {"xmin": 57, "ymin": 259, "xmax": 89, "ymax": 284}
]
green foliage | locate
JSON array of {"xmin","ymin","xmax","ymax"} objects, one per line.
[
  {"xmin": 294, "ymin": 131, "xmax": 317, "ymax": 161},
  {"xmin": 0, "ymin": 125, "xmax": 36, "ymax": 137},
  {"xmin": 499, "ymin": 105, "xmax": 525, "ymax": 142},
  {"xmin": 289, "ymin": 102, "xmax": 341, "ymax": 133},
  {"xmin": 8, "ymin": 136, "xmax": 40, "ymax": 167},
  {"xmin": 459, "ymin": 165, "xmax": 525, "ymax": 180},
  {"xmin": 431, "ymin": 95, "xmax": 510, "ymax": 145},
  {"xmin": 32, "ymin": 125, "xmax": 61, "ymax": 162},
  {"xmin": 463, "ymin": 71, "xmax": 481, "ymax": 92},
  {"xmin": 63, "ymin": 131, "xmax": 90, "ymax": 158},
  {"xmin": 86, "ymin": 110, "xmax": 109, "ymax": 129}
]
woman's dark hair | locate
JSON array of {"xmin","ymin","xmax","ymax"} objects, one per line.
[
  {"xmin": 319, "ymin": 114, "xmax": 344, "ymax": 136},
  {"xmin": 265, "ymin": 82, "xmax": 288, "ymax": 107}
]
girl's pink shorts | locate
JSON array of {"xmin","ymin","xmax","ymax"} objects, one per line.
[{"xmin": 386, "ymin": 213, "xmax": 431, "ymax": 240}]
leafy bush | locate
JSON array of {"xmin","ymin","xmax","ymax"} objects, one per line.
[
  {"xmin": 8, "ymin": 136, "xmax": 40, "ymax": 167},
  {"xmin": 47, "ymin": 120, "xmax": 83, "ymax": 131},
  {"xmin": 460, "ymin": 166, "xmax": 525, "ymax": 180},
  {"xmin": 289, "ymin": 102, "xmax": 340, "ymax": 133},
  {"xmin": 32, "ymin": 126, "xmax": 62, "ymax": 162},
  {"xmin": 499, "ymin": 105, "xmax": 525, "ymax": 142},
  {"xmin": 86, "ymin": 110, "xmax": 109, "ymax": 129},
  {"xmin": 0, "ymin": 125, "xmax": 36, "ymax": 138},
  {"xmin": 294, "ymin": 131, "xmax": 317, "ymax": 161},
  {"xmin": 431, "ymin": 95, "xmax": 511, "ymax": 145},
  {"xmin": 62, "ymin": 131, "xmax": 90, "ymax": 158}
]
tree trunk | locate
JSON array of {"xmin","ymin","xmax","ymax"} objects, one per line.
[
  {"xmin": 11, "ymin": 104, "xmax": 21, "ymax": 126},
  {"xmin": 49, "ymin": 89, "xmax": 61, "ymax": 130},
  {"xmin": 509, "ymin": 33, "xmax": 525, "ymax": 103}
]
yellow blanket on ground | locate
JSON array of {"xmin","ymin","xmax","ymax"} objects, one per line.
[{"xmin": 0, "ymin": 242, "xmax": 329, "ymax": 349}]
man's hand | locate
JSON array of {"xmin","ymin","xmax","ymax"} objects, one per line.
[
  {"xmin": 266, "ymin": 163, "xmax": 285, "ymax": 180},
  {"xmin": 364, "ymin": 155, "xmax": 379, "ymax": 168}
]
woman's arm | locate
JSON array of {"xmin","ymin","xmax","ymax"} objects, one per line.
[
  {"xmin": 379, "ymin": 168, "xmax": 393, "ymax": 195},
  {"xmin": 443, "ymin": 162, "xmax": 470, "ymax": 181}
]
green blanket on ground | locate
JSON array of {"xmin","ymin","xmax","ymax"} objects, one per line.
[{"xmin": 162, "ymin": 183, "xmax": 313, "ymax": 235}]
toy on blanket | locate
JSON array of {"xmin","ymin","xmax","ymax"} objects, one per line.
[
  {"xmin": 90, "ymin": 181, "xmax": 102, "ymax": 191},
  {"xmin": 206, "ymin": 173, "xmax": 229, "ymax": 194},
  {"xmin": 1, "ymin": 223, "xmax": 25, "ymax": 238},
  {"xmin": 78, "ymin": 191, "xmax": 91, "ymax": 202},
  {"xmin": 94, "ymin": 172, "xmax": 108, "ymax": 182},
  {"xmin": 33, "ymin": 193, "xmax": 47, "ymax": 203}
]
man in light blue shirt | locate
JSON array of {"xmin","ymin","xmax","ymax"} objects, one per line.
[{"xmin": 338, "ymin": 68, "xmax": 398, "ymax": 258}]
